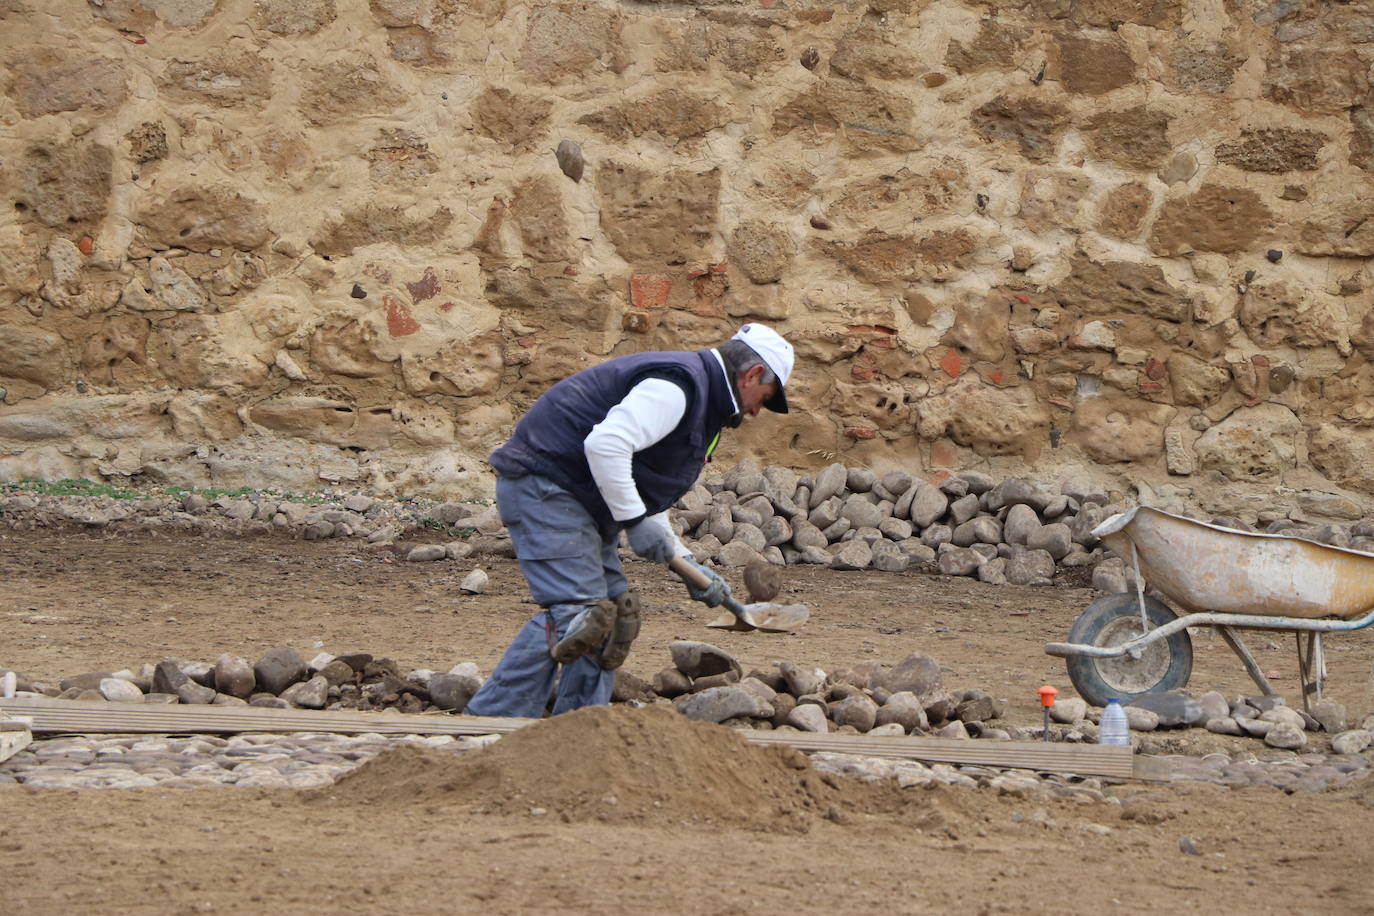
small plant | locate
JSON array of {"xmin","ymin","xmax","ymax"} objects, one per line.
[{"xmin": 5, "ymin": 478, "xmax": 146, "ymax": 500}]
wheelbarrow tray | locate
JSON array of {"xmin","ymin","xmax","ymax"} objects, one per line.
[{"xmin": 1095, "ymin": 506, "xmax": 1374, "ymax": 620}]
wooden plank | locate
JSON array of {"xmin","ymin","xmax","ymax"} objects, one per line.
[
  {"xmin": 0, "ymin": 721, "xmax": 33, "ymax": 763},
  {"xmin": 0, "ymin": 697, "xmax": 1135, "ymax": 778}
]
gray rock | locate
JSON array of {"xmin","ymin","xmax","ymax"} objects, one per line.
[
  {"xmin": 718, "ymin": 540, "xmax": 763, "ymax": 567},
  {"xmin": 1091, "ymin": 563, "xmax": 1129, "ymax": 594},
  {"xmin": 830, "ymin": 538, "xmax": 872, "ymax": 570},
  {"xmin": 278, "ymin": 672, "xmax": 329, "ymax": 708},
  {"xmin": 790, "ymin": 520, "xmax": 828, "ymax": 549},
  {"xmin": 909, "ymin": 484, "xmax": 948, "ymax": 528},
  {"xmin": 677, "ymin": 686, "xmax": 771, "ymax": 723},
  {"xmin": 871, "ymin": 541, "xmax": 910, "ymax": 572},
  {"xmin": 921, "ymin": 524, "xmax": 953, "ymax": 548},
  {"xmin": 881, "ymin": 470, "xmax": 913, "ymax": 496},
  {"xmin": 1331, "ymin": 729, "xmax": 1371, "ymax": 754},
  {"xmin": 938, "ymin": 477, "xmax": 969, "ymax": 498},
  {"xmin": 840, "ymin": 494, "xmax": 884, "ymax": 529},
  {"xmin": 213, "ymin": 654, "xmax": 256, "ymax": 699},
  {"xmin": 879, "ymin": 517, "xmax": 913, "ymax": 541},
  {"xmin": 846, "ymin": 467, "xmax": 876, "ymax": 492},
  {"xmin": 779, "ymin": 661, "xmax": 825, "ymax": 697},
  {"xmin": 254, "ymin": 647, "xmax": 307, "ymax": 696},
  {"xmin": 935, "ymin": 720, "xmax": 969, "ymax": 739},
  {"xmin": 653, "ymin": 667, "xmax": 691, "ymax": 698},
  {"xmin": 808, "ymin": 496, "xmax": 843, "ymax": 530},
  {"xmin": 1264, "ymin": 723, "xmax": 1307, "ymax": 749},
  {"xmin": 762, "ymin": 516, "xmax": 792, "ymax": 547},
  {"xmin": 880, "ymin": 653, "xmax": 941, "ymax": 697},
  {"xmin": 176, "ymin": 680, "xmax": 216, "ymax": 705},
  {"xmin": 958, "ymin": 471, "xmax": 996, "ymax": 495},
  {"xmin": 827, "ymin": 694, "xmax": 876, "ymax": 732},
  {"xmin": 152, "ymin": 661, "xmax": 190, "ymax": 696},
  {"xmin": 1260, "ymin": 706, "xmax": 1306, "ymax": 730},
  {"xmin": 876, "ymin": 692, "xmax": 927, "ymax": 732},
  {"xmin": 977, "ymin": 558, "xmax": 1007, "ymax": 585},
  {"xmin": 249, "ymin": 694, "xmax": 290, "ymax": 709},
  {"xmin": 985, "ymin": 478, "xmax": 1039, "ymax": 511},
  {"xmin": 212, "ymin": 693, "xmax": 248, "ymax": 706},
  {"xmin": 787, "ymin": 703, "xmax": 829, "ymax": 732},
  {"xmin": 955, "ymin": 695, "xmax": 997, "ymax": 723},
  {"xmin": 1123, "ymin": 706, "xmax": 1158, "ymax": 731},
  {"xmin": 797, "ymin": 545, "xmax": 834, "ymax": 565},
  {"xmin": 810, "ymin": 463, "xmax": 847, "ymax": 508},
  {"xmin": 1049, "ymin": 698, "xmax": 1087, "ymax": 724},
  {"xmin": 1005, "ymin": 548, "xmax": 1055, "ymax": 585},
  {"xmin": 406, "ymin": 545, "xmax": 446, "ymax": 562},
  {"xmin": 143, "ymin": 693, "xmax": 180, "ymax": 705},
  {"xmin": 1198, "ymin": 691, "xmax": 1230, "ymax": 722},
  {"xmin": 1310, "ymin": 699, "xmax": 1347, "ymax": 734},
  {"xmin": 952, "ymin": 516, "xmax": 1001, "ymax": 547},
  {"xmin": 730, "ymin": 522, "xmax": 767, "ymax": 552},
  {"xmin": 1206, "ymin": 716, "xmax": 1244, "ymax": 735},
  {"xmin": 99, "ymin": 678, "xmax": 144, "ymax": 702},
  {"xmin": 813, "ymin": 516, "xmax": 846, "ymax": 543},
  {"xmin": 183, "ymin": 661, "xmax": 216, "ymax": 688},
  {"xmin": 428, "ymin": 674, "xmax": 480, "ymax": 711},
  {"xmin": 459, "ymin": 569, "xmax": 489, "ymax": 594},
  {"xmin": 1238, "ymin": 717, "xmax": 1273, "ymax": 737},
  {"xmin": 937, "ymin": 546, "xmax": 983, "ymax": 576},
  {"xmin": 948, "ymin": 494, "xmax": 981, "ymax": 526},
  {"xmin": 1003, "ymin": 503, "xmax": 1040, "ymax": 545},
  {"xmin": 1027, "ymin": 523, "xmax": 1073, "ymax": 560},
  {"xmin": 670, "ymin": 641, "xmax": 740, "ymax": 679},
  {"xmin": 303, "ymin": 520, "xmax": 336, "ymax": 540},
  {"xmin": 1128, "ymin": 693, "xmax": 1202, "ymax": 728}
]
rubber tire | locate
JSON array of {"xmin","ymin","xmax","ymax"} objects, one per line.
[{"xmin": 1064, "ymin": 592, "xmax": 1193, "ymax": 708}]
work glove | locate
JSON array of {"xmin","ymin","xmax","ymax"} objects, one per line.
[
  {"xmin": 625, "ymin": 516, "xmax": 675, "ymax": 564},
  {"xmin": 684, "ymin": 560, "xmax": 731, "ymax": 608}
]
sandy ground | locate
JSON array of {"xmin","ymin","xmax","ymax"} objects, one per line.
[{"xmin": 3, "ymin": 528, "xmax": 1374, "ymax": 914}]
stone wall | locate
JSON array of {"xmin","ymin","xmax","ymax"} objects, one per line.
[{"xmin": 2, "ymin": 0, "xmax": 1372, "ymax": 519}]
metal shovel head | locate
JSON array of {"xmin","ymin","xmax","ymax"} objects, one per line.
[{"xmin": 705, "ymin": 601, "xmax": 810, "ymax": 633}]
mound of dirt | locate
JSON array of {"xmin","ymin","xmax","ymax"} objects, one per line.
[{"xmin": 320, "ymin": 706, "xmax": 840, "ymax": 831}]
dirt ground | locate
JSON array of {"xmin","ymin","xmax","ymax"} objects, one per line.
[{"xmin": 3, "ymin": 528, "xmax": 1374, "ymax": 915}]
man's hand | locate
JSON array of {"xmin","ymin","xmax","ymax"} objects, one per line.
[
  {"xmin": 625, "ymin": 517, "xmax": 675, "ymax": 564},
  {"xmin": 685, "ymin": 560, "xmax": 731, "ymax": 607}
]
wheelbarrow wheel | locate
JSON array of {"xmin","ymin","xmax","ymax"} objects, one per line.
[{"xmin": 1065, "ymin": 592, "xmax": 1193, "ymax": 708}]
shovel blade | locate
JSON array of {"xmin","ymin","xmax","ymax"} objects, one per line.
[{"xmin": 705, "ymin": 601, "xmax": 810, "ymax": 633}]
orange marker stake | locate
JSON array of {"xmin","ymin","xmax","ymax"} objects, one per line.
[{"xmin": 1037, "ymin": 685, "xmax": 1059, "ymax": 741}]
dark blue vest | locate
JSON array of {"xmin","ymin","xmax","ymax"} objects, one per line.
[{"xmin": 489, "ymin": 350, "xmax": 737, "ymax": 527}]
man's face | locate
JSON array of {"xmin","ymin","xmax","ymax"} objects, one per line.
[{"xmin": 737, "ymin": 364, "xmax": 779, "ymax": 418}]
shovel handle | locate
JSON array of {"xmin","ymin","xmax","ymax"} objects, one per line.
[
  {"xmin": 668, "ymin": 556, "xmax": 754, "ymax": 627},
  {"xmin": 668, "ymin": 554, "xmax": 712, "ymax": 589}
]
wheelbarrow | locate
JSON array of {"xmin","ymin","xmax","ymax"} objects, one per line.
[{"xmin": 1046, "ymin": 506, "xmax": 1374, "ymax": 711}]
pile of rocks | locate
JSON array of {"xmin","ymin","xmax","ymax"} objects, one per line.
[
  {"xmin": 670, "ymin": 461, "xmax": 1118, "ymax": 585},
  {"xmin": 5, "ymin": 648, "xmax": 488, "ymax": 717},
  {"xmin": 1048, "ymin": 690, "xmax": 1374, "ymax": 754},
  {"xmin": 627, "ymin": 643, "xmax": 1025, "ymax": 740},
  {"xmin": 673, "ymin": 460, "xmax": 1374, "ymax": 587}
]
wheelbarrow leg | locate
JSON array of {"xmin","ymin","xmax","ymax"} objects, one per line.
[
  {"xmin": 1296, "ymin": 632, "xmax": 1326, "ymax": 712},
  {"xmin": 1217, "ymin": 626, "xmax": 1279, "ymax": 698}
]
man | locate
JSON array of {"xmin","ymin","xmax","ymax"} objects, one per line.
[{"xmin": 465, "ymin": 323, "xmax": 794, "ymax": 718}]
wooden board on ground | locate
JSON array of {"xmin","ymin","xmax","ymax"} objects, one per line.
[
  {"xmin": 0, "ymin": 717, "xmax": 34, "ymax": 763},
  {"xmin": 0, "ymin": 697, "xmax": 1138, "ymax": 779}
]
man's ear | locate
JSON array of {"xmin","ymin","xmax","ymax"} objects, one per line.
[{"xmin": 741, "ymin": 364, "xmax": 765, "ymax": 386}]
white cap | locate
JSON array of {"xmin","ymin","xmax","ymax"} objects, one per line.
[{"xmin": 731, "ymin": 323, "xmax": 793, "ymax": 413}]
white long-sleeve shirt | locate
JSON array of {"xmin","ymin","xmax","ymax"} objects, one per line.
[{"xmin": 583, "ymin": 350, "xmax": 737, "ymax": 551}]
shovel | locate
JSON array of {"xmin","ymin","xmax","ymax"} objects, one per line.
[{"xmin": 668, "ymin": 556, "xmax": 810, "ymax": 633}]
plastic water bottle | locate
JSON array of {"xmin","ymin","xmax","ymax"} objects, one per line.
[{"xmin": 1098, "ymin": 698, "xmax": 1130, "ymax": 746}]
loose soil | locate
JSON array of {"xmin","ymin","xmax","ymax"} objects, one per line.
[{"xmin": 3, "ymin": 529, "xmax": 1374, "ymax": 914}]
